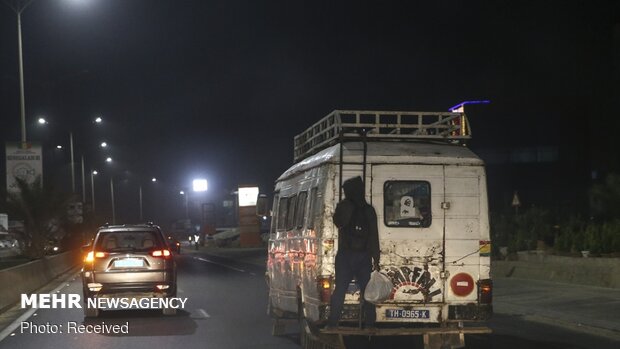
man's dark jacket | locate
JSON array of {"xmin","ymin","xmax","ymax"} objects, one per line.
[{"xmin": 333, "ymin": 176, "xmax": 380, "ymax": 265}]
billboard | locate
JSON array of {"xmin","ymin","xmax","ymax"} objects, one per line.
[
  {"xmin": 238, "ymin": 186, "xmax": 259, "ymax": 207},
  {"xmin": 5, "ymin": 142, "xmax": 43, "ymax": 193}
]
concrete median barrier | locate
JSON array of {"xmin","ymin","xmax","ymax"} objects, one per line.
[
  {"xmin": 493, "ymin": 253, "xmax": 620, "ymax": 288},
  {"xmin": 0, "ymin": 251, "xmax": 81, "ymax": 311}
]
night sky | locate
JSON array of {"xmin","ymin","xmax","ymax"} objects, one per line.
[{"xmin": 1, "ymin": 0, "xmax": 619, "ymax": 225}]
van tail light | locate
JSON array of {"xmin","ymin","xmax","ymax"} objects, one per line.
[
  {"xmin": 478, "ymin": 279, "xmax": 493, "ymax": 304},
  {"xmin": 84, "ymin": 251, "xmax": 107, "ymax": 262},
  {"xmin": 151, "ymin": 249, "xmax": 172, "ymax": 258},
  {"xmin": 317, "ymin": 276, "xmax": 333, "ymax": 303}
]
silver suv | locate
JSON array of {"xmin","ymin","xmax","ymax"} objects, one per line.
[{"xmin": 81, "ymin": 224, "xmax": 177, "ymax": 317}]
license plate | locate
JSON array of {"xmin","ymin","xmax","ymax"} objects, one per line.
[
  {"xmin": 385, "ymin": 309, "xmax": 430, "ymax": 319},
  {"xmin": 114, "ymin": 258, "xmax": 143, "ymax": 268}
]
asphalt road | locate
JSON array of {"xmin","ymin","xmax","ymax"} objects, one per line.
[{"xmin": 0, "ymin": 251, "xmax": 618, "ymax": 349}]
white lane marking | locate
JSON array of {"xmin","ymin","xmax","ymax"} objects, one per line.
[
  {"xmin": 194, "ymin": 257, "xmax": 246, "ymax": 273},
  {"xmin": 197, "ymin": 308, "xmax": 210, "ymax": 318},
  {"xmin": 0, "ymin": 273, "xmax": 75, "ymax": 342}
]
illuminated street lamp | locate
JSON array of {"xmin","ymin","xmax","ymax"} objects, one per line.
[
  {"xmin": 37, "ymin": 117, "xmax": 47, "ymax": 125},
  {"xmin": 56, "ymin": 145, "xmax": 62, "ymax": 149},
  {"xmin": 94, "ymin": 116, "xmax": 102, "ymax": 124},
  {"xmin": 105, "ymin": 157, "xmax": 112, "ymax": 163},
  {"xmin": 151, "ymin": 177, "xmax": 157, "ymax": 182},
  {"xmin": 100, "ymin": 142, "xmax": 107, "ymax": 148},
  {"xmin": 193, "ymin": 179, "xmax": 208, "ymax": 192}
]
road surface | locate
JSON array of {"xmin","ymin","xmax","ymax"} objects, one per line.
[{"xmin": 0, "ymin": 250, "xmax": 617, "ymax": 349}]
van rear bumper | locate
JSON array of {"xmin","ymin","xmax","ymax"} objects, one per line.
[
  {"xmin": 321, "ymin": 325, "xmax": 492, "ymax": 336},
  {"xmin": 323, "ymin": 303, "xmax": 492, "ymax": 323}
]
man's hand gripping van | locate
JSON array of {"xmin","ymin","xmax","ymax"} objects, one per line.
[{"xmin": 265, "ymin": 110, "xmax": 492, "ymax": 349}]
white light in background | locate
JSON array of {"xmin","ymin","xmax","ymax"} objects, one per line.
[
  {"xmin": 193, "ymin": 179, "xmax": 208, "ymax": 192},
  {"xmin": 238, "ymin": 186, "xmax": 259, "ymax": 207}
]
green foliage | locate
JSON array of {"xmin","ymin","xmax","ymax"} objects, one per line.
[
  {"xmin": 4, "ymin": 176, "xmax": 71, "ymax": 259},
  {"xmin": 491, "ymin": 208, "xmax": 620, "ymax": 255},
  {"xmin": 590, "ymin": 174, "xmax": 620, "ymax": 220},
  {"xmin": 555, "ymin": 216, "xmax": 585, "ymax": 253}
]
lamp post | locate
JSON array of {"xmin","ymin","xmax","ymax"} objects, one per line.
[
  {"xmin": 139, "ymin": 177, "xmax": 157, "ymax": 222},
  {"xmin": 110, "ymin": 176, "xmax": 115, "ymax": 224},
  {"xmin": 90, "ymin": 170, "xmax": 97, "ymax": 214},
  {"xmin": 4, "ymin": 0, "xmax": 35, "ymax": 144},
  {"xmin": 139, "ymin": 184, "xmax": 143, "ymax": 222},
  {"xmin": 69, "ymin": 132, "xmax": 75, "ymax": 192},
  {"xmin": 180, "ymin": 190, "xmax": 189, "ymax": 219}
]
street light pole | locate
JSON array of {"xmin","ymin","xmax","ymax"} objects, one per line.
[
  {"xmin": 70, "ymin": 131, "xmax": 75, "ymax": 193},
  {"xmin": 110, "ymin": 176, "xmax": 115, "ymax": 224},
  {"xmin": 184, "ymin": 192, "xmax": 189, "ymax": 219},
  {"xmin": 90, "ymin": 170, "xmax": 97, "ymax": 214},
  {"xmin": 180, "ymin": 191, "xmax": 189, "ymax": 219},
  {"xmin": 17, "ymin": 10, "xmax": 26, "ymax": 144},
  {"xmin": 139, "ymin": 184, "xmax": 143, "ymax": 222},
  {"xmin": 4, "ymin": 0, "xmax": 36, "ymax": 144},
  {"xmin": 81, "ymin": 155, "xmax": 86, "ymax": 203}
]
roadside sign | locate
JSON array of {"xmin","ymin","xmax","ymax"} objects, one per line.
[{"xmin": 5, "ymin": 142, "xmax": 43, "ymax": 193}]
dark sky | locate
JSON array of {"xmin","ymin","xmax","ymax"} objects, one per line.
[{"xmin": 1, "ymin": 0, "xmax": 619, "ymax": 224}]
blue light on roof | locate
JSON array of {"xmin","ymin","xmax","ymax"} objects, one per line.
[{"xmin": 448, "ymin": 100, "xmax": 491, "ymax": 112}]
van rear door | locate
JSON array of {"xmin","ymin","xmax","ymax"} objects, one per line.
[{"xmin": 370, "ymin": 164, "xmax": 445, "ymax": 305}]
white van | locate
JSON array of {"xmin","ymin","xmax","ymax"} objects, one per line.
[{"xmin": 265, "ymin": 110, "xmax": 492, "ymax": 349}]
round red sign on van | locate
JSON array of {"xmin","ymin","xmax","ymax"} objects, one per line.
[{"xmin": 450, "ymin": 273, "xmax": 475, "ymax": 297}]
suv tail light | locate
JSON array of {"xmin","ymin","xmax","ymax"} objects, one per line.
[
  {"xmin": 478, "ymin": 279, "xmax": 493, "ymax": 304},
  {"xmin": 151, "ymin": 249, "xmax": 172, "ymax": 258},
  {"xmin": 317, "ymin": 276, "xmax": 333, "ymax": 303},
  {"xmin": 84, "ymin": 251, "xmax": 108, "ymax": 262}
]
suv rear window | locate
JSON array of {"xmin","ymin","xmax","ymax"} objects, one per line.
[{"xmin": 95, "ymin": 231, "xmax": 164, "ymax": 252}]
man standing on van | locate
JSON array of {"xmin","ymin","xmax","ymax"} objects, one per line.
[{"xmin": 327, "ymin": 176, "xmax": 380, "ymax": 328}]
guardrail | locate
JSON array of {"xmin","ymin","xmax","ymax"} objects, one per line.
[{"xmin": 0, "ymin": 251, "xmax": 81, "ymax": 311}]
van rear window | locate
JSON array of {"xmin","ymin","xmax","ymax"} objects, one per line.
[{"xmin": 384, "ymin": 181, "xmax": 431, "ymax": 228}]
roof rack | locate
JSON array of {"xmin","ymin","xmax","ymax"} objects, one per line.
[{"xmin": 293, "ymin": 110, "xmax": 471, "ymax": 162}]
